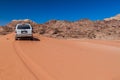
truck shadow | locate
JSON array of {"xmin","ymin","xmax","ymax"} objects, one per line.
[
  {"xmin": 18, "ymin": 37, "xmax": 40, "ymax": 41},
  {"xmin": 32, "ymin": 37, "xmax": 40, "ymax": 41}
]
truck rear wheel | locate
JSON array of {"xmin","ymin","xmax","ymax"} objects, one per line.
[
  {"xmin": 15, "ymin": 37, "xmax": 18, "ymax": 40},
  {"xmin": 30, "ymin": 37, "xmax": 33, "ymax": 40}
]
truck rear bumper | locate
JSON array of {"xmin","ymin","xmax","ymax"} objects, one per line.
[{"xmin": 16, "ymin": 34, "xmax": 33, "ymax": 38}]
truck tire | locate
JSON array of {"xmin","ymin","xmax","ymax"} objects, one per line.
[
  {"xmin": 15, "ymin": 37, "xmax": 18, "ymax": 40},
  {"xmin": 30, "ymin": 37, "xmax": 33, "ymax": 40}
]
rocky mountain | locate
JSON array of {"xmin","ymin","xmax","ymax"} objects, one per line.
[
  {"xmin": 0, "ymin": 15, "xmax": 120, "ymax": 40},
  {"xmin": 38, "ymin": 19, "xmax": 120, "ymax": 39}
]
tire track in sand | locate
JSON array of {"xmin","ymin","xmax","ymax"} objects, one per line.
[
  {"xmin": 12, "ymin": 41, "xmax": 55, "ymax": 80},
  {"xmin": 12, "ymin": 41, "xmax": 39, "ymax": 80}
]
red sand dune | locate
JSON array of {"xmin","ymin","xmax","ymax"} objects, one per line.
[{"xmin": 0, "ymin": 33, "xmax": 120, "ymax": 80}]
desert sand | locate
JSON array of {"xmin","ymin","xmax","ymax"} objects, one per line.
[{"xmin": 0, "ymin": 33, "xmax": 120, "ymax": 80}]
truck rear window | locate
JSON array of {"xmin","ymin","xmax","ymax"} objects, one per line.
[{"xmin": 17, "ymin": 25, "xmax": 31, "ymax": 29}]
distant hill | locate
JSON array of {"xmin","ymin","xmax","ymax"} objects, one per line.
[{"xmin": 104, "ymin": 14, "xmax": 120, "ymax": 21}]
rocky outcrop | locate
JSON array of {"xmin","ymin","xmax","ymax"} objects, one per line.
[
  {"xmin": 0, "ymin": 16, "xmax": 120, "ymax": 40},
  {"xmin": 38, "ymin": 19, "xmax": 120, "ymax": 39},
  {"xmin": 38, "ymin": 19, "xmax": 95, "ymax": 39}
]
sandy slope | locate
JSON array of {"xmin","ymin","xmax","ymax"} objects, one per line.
[{"xmin": 0, "ymin": 33, "xmax": 120, "ymax": 80}]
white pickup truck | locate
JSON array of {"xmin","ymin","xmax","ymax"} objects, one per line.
[{"xmin": 15, "ymin": 23, "xmax": 33, "ymax": 40}]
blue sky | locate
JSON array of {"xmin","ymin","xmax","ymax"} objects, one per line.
[{"xmin": 0, "ymin": 0, "xmax": 120, "ymax": 25}]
